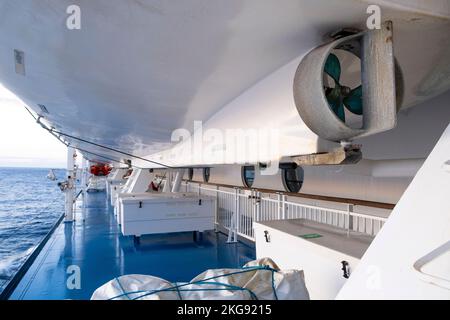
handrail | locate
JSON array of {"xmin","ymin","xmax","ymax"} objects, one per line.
[
  {"xmin": 73, "ymin": 189, "xmax": 83, "ymax": 202},
  {"xmin": 191, "ymin": 182, "xmax": 387, "ymax": 222},
  {"xmin": 185, "ymin": 180, "xmax": 387, "ymax": 240},
  {"xmin": 284, "ymin": 200, "xmax": 387, "ymax": 222},
  {"xmin": 348, "ymin": 211, "xmax": 387, "ymax": 222}
]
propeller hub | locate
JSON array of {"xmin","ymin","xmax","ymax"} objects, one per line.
[
  {"xmin": 328, "ymin": 86, "xmax": 341, "ymax": 101},
  {"xmin": 340, "ymin": 86, "xmax": 351, "ymax": 96}
]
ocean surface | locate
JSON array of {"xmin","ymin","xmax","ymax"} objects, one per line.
[{"xmin": 0, "ymin": 167, "xmax": 65, "ymax": 294}]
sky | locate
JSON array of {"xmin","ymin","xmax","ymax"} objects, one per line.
[{"xmin": 0, "ymin": 84, "xmax": 67, "ymax": 168}]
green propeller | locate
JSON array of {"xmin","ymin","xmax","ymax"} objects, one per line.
[{"xmin": 324, "ymin": 53, "xmax": 363, "ymax": 122}]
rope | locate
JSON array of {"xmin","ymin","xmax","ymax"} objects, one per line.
[
  {"xmin": 271, "ymin": 267, "xmax": 278, "ymax": 300},
  {"xmin": 74, "ymin": 146, "xmax": 139, "ymax": 168},
  {"xmin": 173, "ymin": 282, "xmax": 183, "ymax": 300},
  {"xmin": 114, "ymin": 277, "xmax": 131, "ymax": 300},
  {"xmin": 50, "ymin": 129, "xmax": 173, "ymax": 169},
  {"xmin": 134, "ymin": 286, "xmax": 257, "ymax": 301},
  {"xmin": 108, "ymin": 265, "xmax": 279, "ymax": 301},
  {"xmin": 24, "ymin": 106, "xmax": 168, "ymax": 169}
]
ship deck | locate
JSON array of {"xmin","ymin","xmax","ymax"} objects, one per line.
[{"xmin": 8, "ymin": 191, "xmax": 255, "ymax": 300}]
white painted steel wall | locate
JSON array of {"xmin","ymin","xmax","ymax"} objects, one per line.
[
  {"xmin": 189, "ymin": 158, "xmax": 419, "ymax": 204},
  {"xmin": 337, "ymin": 124, "xmax": 450, "ymax": 299}
]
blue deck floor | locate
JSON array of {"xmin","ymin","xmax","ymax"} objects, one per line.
[{"xmin": 9, "ymin": 192, "xmax": 255, "ymax": 300}]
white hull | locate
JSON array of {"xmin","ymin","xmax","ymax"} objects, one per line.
[{"xmin": 0, "ymin": 0, "xmax": 449, "ymax": 165}]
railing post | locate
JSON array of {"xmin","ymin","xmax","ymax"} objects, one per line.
[
  {"xmin": 250, "ymin": 189, "xmax": 254, "ymax": 216},
  {"xmin": 347, "ymin": 204, "xmax": 354, "ymax": 237},
  {"xmin": 282, "ymin": 194, "xmax": 287, "ymax": 219},
  {"xmin": 227, "ymin": 188, "xmax": 239, "ymax": 243},
  {"xmin": 255, "ymin": 191, "xmax": 261, "ymax": 222},
  {"xmin": 250, "ymin": 189, "xmax": 255, "ymax": 237},
  {"xmin": 277, "ymin": 193, "xmax": 282, "ymax": 220},
  {"xmin": 80, "ymin": 156, "xmax": 88, "ymax": 222},
  {"xmin": 236, "ymin": 188, "xmax": 240, "ymax": 241},
  {"xmin": 215, "ymin": 185, "xmax": 219, "ymax": 232},
  {"xmin": 64, "ymin": 147, "xmax": 76, "ymax": 223}
]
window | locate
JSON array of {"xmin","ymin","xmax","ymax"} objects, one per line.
[
  {"xmin": 242, "ymin": 166, "xmax": 255, "ymax": 188},
  {"xmin": 203, "ymin": 168, "xmax": 210, "ymax": 183},
  {"xmin": 188, "ymin": 168, "xmax": 194, "ymax": 181},
  {"xmin": 282, "ymin": 166, "xmax": 304, "ymax": 193}
]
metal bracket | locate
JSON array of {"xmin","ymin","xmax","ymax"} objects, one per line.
[
  {"xmin": 264, "ymin": 230, "xmax": 271, "ymax": 243},
  {"xmin": 341, "ymin": 261, "xmax": 350, "ymax": 279},
  {"xmin": 287, "ymin": 145, "xmax": 362, "ymax": 166}
]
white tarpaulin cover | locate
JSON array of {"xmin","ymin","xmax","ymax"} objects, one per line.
[{"xmin": 91, "ymin": 258, "xmax": 310, "ymax": 300}]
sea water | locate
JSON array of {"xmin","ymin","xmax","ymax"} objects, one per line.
[{"xmin": 0, "ymin": 167, "xmax": 65, "ymax": 294}]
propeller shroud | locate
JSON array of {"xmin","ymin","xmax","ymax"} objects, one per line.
[{"xmin": 293, "ymin": 21, "xmax": 403, "ymax": 142}]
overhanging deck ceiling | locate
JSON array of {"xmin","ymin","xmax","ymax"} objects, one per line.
[{"xmin": 0, "ymin": 0, "xmax": 449, "ymax": 165}]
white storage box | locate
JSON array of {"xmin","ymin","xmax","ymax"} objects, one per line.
[
  {"xmin": 119, "ymin": 192, "xmax": 216, "ymax": 237},
  {"xmin": 115, "ymin": 192, "xmax": 153, "ymax": 224},
  {"xmin": 254, "ymin": 219, "xmax": 373, "ymax": 300}
]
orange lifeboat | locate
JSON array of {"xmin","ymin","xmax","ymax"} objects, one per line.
[{"xmin": 90, "ymin": 164, "xmax": 112, "ymax": 176}]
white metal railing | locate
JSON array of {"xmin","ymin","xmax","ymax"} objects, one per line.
[{"xmin": 184, "ymin": 181, "xmax": 388, "ymax": 242}]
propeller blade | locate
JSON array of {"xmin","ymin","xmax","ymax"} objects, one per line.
[
  {"xmin": 324, "ymin": 53, "xmax": 341, "ymax": 83},
  {"xmin": 343, "ymin": 85, "xmax": 363, "ymax": 115},
  {"xmin": 336, "ymin": 102, "xmax": 346, "ymax": 122},
  {"xmin": 326, "ymin": 94, "xmax": 345, "ymax": 122}
]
